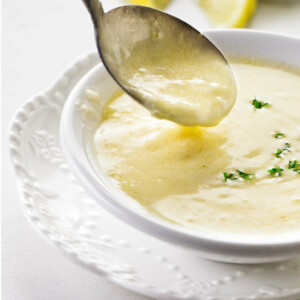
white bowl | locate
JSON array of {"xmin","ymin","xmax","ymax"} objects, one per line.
[{"xmin": 60, "ymin": 29, "xmax": 300, "ymax": 264}]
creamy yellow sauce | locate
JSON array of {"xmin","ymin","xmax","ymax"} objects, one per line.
[
  {"xmin": 93, "ymin": 60, "xmax": 300, "ymax": 235},
  {"xmin": 119, "ymin": 36, "xmax": 236, "ymax": 126}
]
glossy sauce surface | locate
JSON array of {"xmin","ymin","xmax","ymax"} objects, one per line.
[{"xmin": 93, "ymin": 60, "xmax": 300, "ymax": 235}]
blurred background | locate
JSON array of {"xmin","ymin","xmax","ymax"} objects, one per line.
[{"xmin": 2, "ymin": 0, "xmax": 300, "ymax": 299}]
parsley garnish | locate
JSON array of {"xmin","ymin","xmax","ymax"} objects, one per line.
[
  {"xmin": 274, "ymin": 132, "xmax": 285, "ymax": 139},
  {"xmin": 289, "ymin": 160, "xmax": 300, "ymax": 173},
  {"xmin": 268, "ymin": 167, "xmax": 284, "ymax": 177},
  {"xmin": 236, "ymin": 170, "xmax": 255, "ymax": 181},
  {"xmin": 223, "ymin": 170, "xmax": 255, "ymax": 182},
  {"xmin": 224, "ymin": 173, "xmax": 237, "ymax": 182},
  {"xmin": 275, "ymin": 148, "xmax": 283, "ymax": 158},
  {"xmin": 284, "ymin": 143, "xmax": 291, "ymax": 151},
  {"xmin": 252, "ymin": 97, "xmax": 269, "ymax": 109},
  {"xmin": 289, "ymin": 160, "xmax": 297, "ymax": 169},
  {"xmin": 274, "ymin": 143, "xmax": 291, "ymax": 158}
]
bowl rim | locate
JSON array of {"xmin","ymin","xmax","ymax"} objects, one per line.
[{"xmin": 60, "ymin": 29, "xmax": 300, "ymax": 261}]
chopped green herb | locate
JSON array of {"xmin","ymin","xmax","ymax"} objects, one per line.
[
  {"xmin": 274, "ymin": 132, "xmax": 285, "ymax": 139},
  {"xmin": 252, "ymin": 97, "xmax": 269, "ymax": 109},
  {"xmin": 289, "ymin": 160, "xmax": 300, "ymax": 173},
  {"xmin": 289, "ymin": 160, "xmax": 297, "ymax": 169},
  {"xmin": 224, "ymin": 170, "xmax": 255, "ymax": 182},
  {"xmin": 284, "ymin": 143, "xmax": 291, "ymax": 151},
  {"xmin": 274, "ymin": 143, "xmax": 291, "ymax": 158},
  {"xmin": 236, "ymin": 170, "xmax": 255, "ymax": 181},
  {"xmin": 268, "ymin": 167, "xmax": 284, "ymax": 177},
  {"xmin": 224, "ymin": 173, "xmax": 237, "ymax": 182},
  {"xmin": 275, "ymin": 148, "xmax": 283, "ymax": 158}
]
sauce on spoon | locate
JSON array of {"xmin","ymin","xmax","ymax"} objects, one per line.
[{"xmin": 83, "ymin": 0, "xmax": 236, "ymax": 126}]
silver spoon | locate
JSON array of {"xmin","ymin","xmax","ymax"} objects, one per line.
[{"xmin": 82, "ymin": 0, "xmax": 236, "ymax": 126}]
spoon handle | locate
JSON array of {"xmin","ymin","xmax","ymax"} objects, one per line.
[{"xmin": 82, "ymin": 0, "xmax": 104, "ymax": 26}]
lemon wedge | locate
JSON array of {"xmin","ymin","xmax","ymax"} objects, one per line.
[
  {"xmin": 126, "ymin": 0, "xmax": 171, "ymax": 10},
  {"xmin": 199, "ymin": 0, "xmax": 256, "ymax": 28}
]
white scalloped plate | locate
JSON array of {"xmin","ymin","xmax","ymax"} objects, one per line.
[{"xmin": 9, "ymin": 52, "xmax": 300, "ymax": 300}]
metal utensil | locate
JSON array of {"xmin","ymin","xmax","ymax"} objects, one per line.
[{"xmin": 82, "ymin": 0, "xmax": 236, "ymax": 126}]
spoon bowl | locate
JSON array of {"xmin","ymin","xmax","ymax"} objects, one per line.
[{"xmin": 82, "ymin": 0, "xmax": 237, "ymax": 126}]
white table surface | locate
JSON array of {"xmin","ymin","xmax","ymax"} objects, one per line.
[{"xmin": 3, "ymin": 0, "xmax": 300, "ymax": 299}]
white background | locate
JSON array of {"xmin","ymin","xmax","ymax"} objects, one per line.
[{"xmin": 2, "ymin": 0, "xmax": 300, "ymax": 299}]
